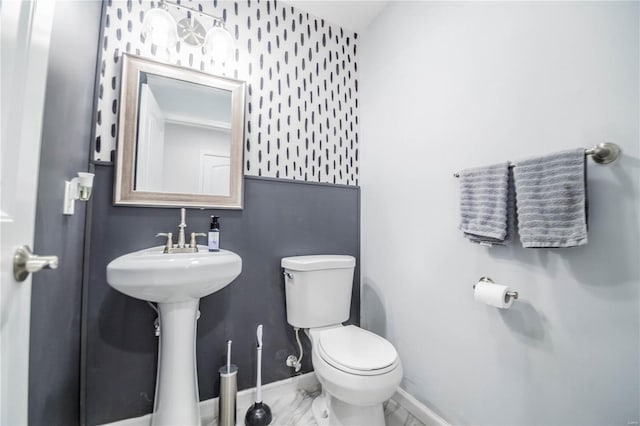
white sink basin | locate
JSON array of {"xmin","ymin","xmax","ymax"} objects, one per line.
[
  {"xmin": 106, "ymin": 245, "xmax": 242, "ymax": 426},
  {"xmin": 106, "ymin": 245, "xmax": 242, "ymax": 303}
]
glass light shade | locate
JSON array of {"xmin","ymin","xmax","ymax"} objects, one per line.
[
  {"xmin": 142, "ymin": 7, "xmax": 178, "ymax": 48},
  {"xmin": 205, "ymin": 26, "xmax": 234, "ymax": 62}
]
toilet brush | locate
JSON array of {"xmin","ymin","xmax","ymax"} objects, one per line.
[{"xmin": 245, "ymin": 325, "xmax": 272, "ymax": 426}]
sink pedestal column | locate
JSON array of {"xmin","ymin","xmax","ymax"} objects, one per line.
[{"xmin": 152, "ymin": 299, "xmax": 201, "ymax": 426}]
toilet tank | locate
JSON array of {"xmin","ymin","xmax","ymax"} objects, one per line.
[{"xmin": 282, "ymin": 255, "xmax": 356, "ymax": 329}]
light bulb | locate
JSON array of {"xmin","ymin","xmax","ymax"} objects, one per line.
[
  {"xmin": 205, "ymin": 26, "xmax": 234, "ymax": 62},
  {"xmin": 142, "ymin": 7, "xmax": 178, "ymax": 48}
]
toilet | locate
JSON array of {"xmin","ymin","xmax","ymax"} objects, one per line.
[{"xmin": 281, "ymin": 255, "xmax": 402, "ymax": 426}]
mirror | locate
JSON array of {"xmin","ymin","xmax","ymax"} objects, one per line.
[{"xmin": 115, "ymin": 54, "xmax": 245, "ymax": 208}]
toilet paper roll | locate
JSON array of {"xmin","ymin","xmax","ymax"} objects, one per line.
[{"xmin": 473, "ymin": 281, "xmax": 514, "ymax": 309}]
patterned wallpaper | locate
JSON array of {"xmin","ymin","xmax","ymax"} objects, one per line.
[{"xmin": 95, "ymin": 0, "xmax": 359, "ymax": 185}]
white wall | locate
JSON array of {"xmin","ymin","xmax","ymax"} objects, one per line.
[{"xmin": 360, "ymin": 2, "xmax": 639, "ymax": 425}]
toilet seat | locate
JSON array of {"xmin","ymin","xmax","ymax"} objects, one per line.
[{"xmin": 317, "ymin": 325, "xmax": 399, "ymax": 376}]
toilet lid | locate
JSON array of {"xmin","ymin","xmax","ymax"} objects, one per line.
[{"xmin": 318, "ymin": 325, "xmax": 398, "ymax": 372}]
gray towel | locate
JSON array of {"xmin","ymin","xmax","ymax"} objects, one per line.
[
  {"xmin": 459, "ymin": 162, "xmax": 511, "ymax": 246},
  {"xmin": 465, "ymin": 168, "xmax": 517, "ymax": 246},
  {"xmin": 513, "ymin": 148, "xmax": 587, "ymax": 248}
]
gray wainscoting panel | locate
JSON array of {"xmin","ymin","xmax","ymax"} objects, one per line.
[
  {"xmin": 85, "ymin": 165, "xmax": 360, "ymax": 424},
  {"xmin": 29, "ymin": 2, "xmax": 103, "ymax": 426}
]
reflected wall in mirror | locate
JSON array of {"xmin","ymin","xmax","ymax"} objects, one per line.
[{"xmin": 115, "ymin": 54, "xmax": 245, "ymax": 208}]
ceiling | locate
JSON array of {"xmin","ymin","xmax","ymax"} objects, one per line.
[{"xmin": 282, "ymin": 1, "xmax": 390, "ymax": 33}]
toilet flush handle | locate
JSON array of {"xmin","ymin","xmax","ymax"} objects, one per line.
[{"xmin": 283, "ymin": 271, "xmax": 294, "ymax": 280}]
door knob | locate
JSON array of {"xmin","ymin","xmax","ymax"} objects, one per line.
[{"xmin": 13, "ymin": 245, "xmax": 59, "ymax": 282}]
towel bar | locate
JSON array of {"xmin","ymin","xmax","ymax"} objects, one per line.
[{"xmin": 453, "ymin": 142, "xmax": 621, "ymax": 178}]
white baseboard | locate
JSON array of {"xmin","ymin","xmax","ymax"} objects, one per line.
[
  {"xmin": 392, "ymin": 387, "xmax": 450, "ymax": 426},
  {"xmin": 100, "ymin": 372, "xmax": 449, "ymax": 426}
]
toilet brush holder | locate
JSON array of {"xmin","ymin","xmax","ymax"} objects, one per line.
[{"xmin": 218, "ymin": 365, "xmax": 238, "ymax": 426}]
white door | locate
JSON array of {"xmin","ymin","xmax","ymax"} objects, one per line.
[
  {"xmin": 136, "ymin": 84, "xmax": 166, "ymax": 192},
  {"xmin": 200, "ymin": 153, "xmax": 231, "ymax": 196},
  {"xmin": 1, "ymin": 1, "xmax": 56, "ymax": 424}
]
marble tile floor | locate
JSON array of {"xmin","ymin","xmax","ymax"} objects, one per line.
[
  {"xmin": 383, "ymin": 398, "xmax": 427, "ymax": 426},
  {"xmin": 104, "ymin": 373, "xmax": 430, "ymax": 426},
  {"xmin": 205, "ymin": 384, "xmax": 426, "ymax": 426}
]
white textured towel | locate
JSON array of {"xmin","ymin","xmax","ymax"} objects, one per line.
[
  {"xmin": 513, "ymin": 148, "xmax": 588, "ymax": 248},
  {"xmin": 459, "ymin": 162, "xmax": 511, "ymax": 246}
]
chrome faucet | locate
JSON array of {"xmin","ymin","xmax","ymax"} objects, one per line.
[
  {"xmin": 156, "ymin": 208, "xmax": 206, "ymax": 253},
  {"xmin": 177, "ymin": 207, "xmax": 187, "ymax": 249}
]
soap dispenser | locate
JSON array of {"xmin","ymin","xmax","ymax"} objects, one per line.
[{"xmin": 208, "ymin": 216, "xmax": 220, "ymax": 252}]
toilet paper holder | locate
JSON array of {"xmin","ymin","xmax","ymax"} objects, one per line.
[{"xmin": 473, "ymin": 277, "xmax": 519, "ymax": 303}]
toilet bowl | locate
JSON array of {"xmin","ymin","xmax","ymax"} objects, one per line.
[
  {"xmin": 308, "ymin": 325, "xmax": 403, "ymax": 426},
  {"xmin": 281, "ymin": 255, "xmax": 402, "ymax": 426}
]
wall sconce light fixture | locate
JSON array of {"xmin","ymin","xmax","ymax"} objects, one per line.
[
  {"xmin": 143, "ymin": 0, "xmax": 234, "ymax": 62},
  {"xmin": 63, "ymin": 172, "xmax": 95, "ymax": 215}
]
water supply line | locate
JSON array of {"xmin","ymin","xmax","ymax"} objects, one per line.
[
  {"xmin": 147, "ymin": 302, "xmax": 161, "ymax": 337},
  {"xmin": 286, "ymin": 327, "xmax": 303, "ymax": 372},
  {"xmin": 147, "ymin": 301, "xmax": 200, "ymax": 337}
]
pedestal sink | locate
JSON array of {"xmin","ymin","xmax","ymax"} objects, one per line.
[{"xmin": 106, "ymin": 245, "xmax": 242, "ymax": 426}]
